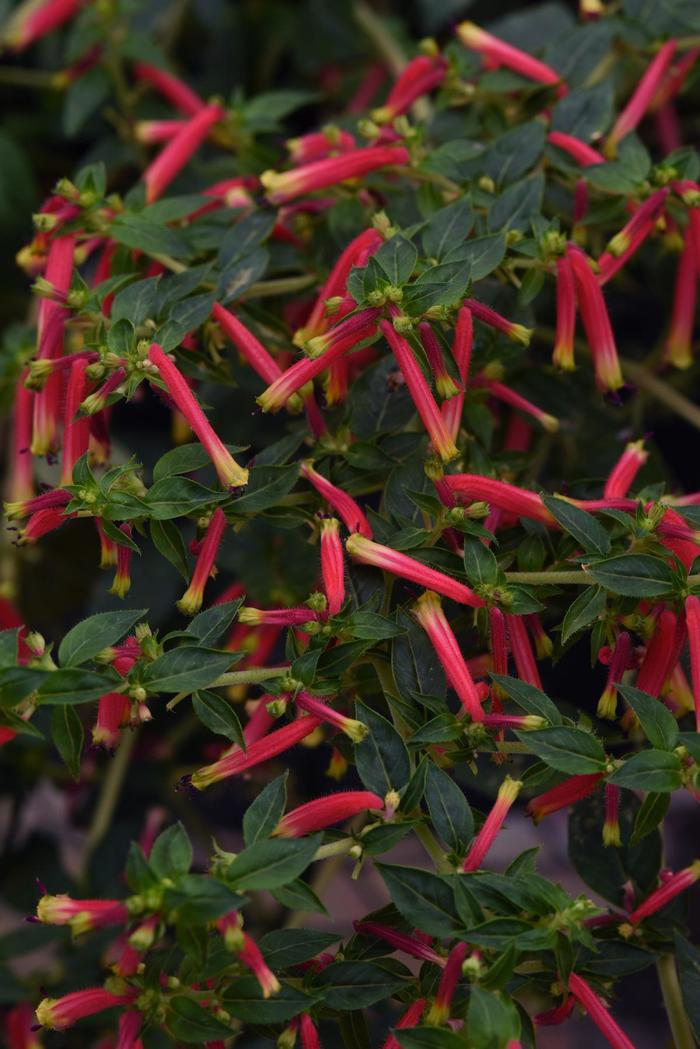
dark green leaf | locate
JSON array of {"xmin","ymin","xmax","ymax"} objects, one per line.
[
  {"xmin": 242, "ymin": 773, "xmax": 287, "ymax": 845},
  {"xmin": 140, "ymin": 647, "xmax": 234, "ymax": 693},
  {"xmin": 422, "ymin": 199, "xmax": 474, "ymax": 260},
  {"xmin": 185, "ymin": 599, "xmax": 242, "ymax": 647},
  {"xmin": 617, "ymin": 684, "xmax": 679, "ymax": 751},
  {"xmin": 542, "ymin": 496, "xmax": 610, "ymax": 555},
  {"xmin": 225, "ymin": 836, "xmax": 321, "ymax": 890},
  {"xmin": 50, "ymin": 705, "xmax": 83, "ymax": 780},
  {"xmin": 354, "ymin": 700, "xmax": 410, "ymax": 794},
  {"xmin": 150, "ymin": 519, "xmax": 191, "ymax": 580},
  {"xmin": 675, "ymin": 933, "xmax": 700, "ymax": 1042},
  {"xmin": 192, "ymin": 690, "xmax": 244, "ymax": 745},
  {"xmin": 377, "ymin": 863, "xmax": 459, "ymax": 936},
  {"xmin": 168, "ymin": 997, "xmax": 233, "ymax": 1042},
  {"xmin": 425, "ymin": 763, "xmax": 474, "ymax": 852},
  {"xmin": 608, "ymin": 750, "xmax": 682, "ymax": 793},
  {"xmin": 631, "ymin": 792, "xmax": 670, "ymax": 845},
  {"xmin": 150, "ymin": 822, "xmax": 193, "ymax": 878},
  {"xmin": 561, "ymin": 586, "xmax": 606, "ymax": 645},
  {"xmin": 490, "ymin": 674, "xmax": 562, "ymax": 725},
  {"xmin": 58, "ymin": 608, "xmax": 147, "ymax": 667},
  {"xmin": 585, "ymin": 554, "xmax": 675, "ymax": 597},
  {"xmin": 518, "ymin": 727, "xmax": 606, "ymax": 773},
  {"xmin": 315, "ymin": 961, "xmax": 406, "ymax": 1009},
  {"xmin": 231, "ymin": 464, "xmax": 299, "ymax": 513}
]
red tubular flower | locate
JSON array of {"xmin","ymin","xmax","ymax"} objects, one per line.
[
  {"xmin": 142, "ymin": 104, "xmax": 224, "ymax": 204},
  {"xmin": 598, "ymin": 189, "xmax": 669, "ymax": 285},
  {"xmin": 603, "ymin": 783, "xmax": 621, "ymax": 847},
  {"xmin": 527, "ymin": 773, "xmax": 605, "ymax": 822},
  {"xmin": 149, "ymin": 343, "xmax": 248, "ymax": 488},
  {"xmin": 489, "ymin": 607, "xmax": 509, "ymax": 681},
  {"xmin": 462, "ymin": 298, "xmax": 532, "ymax": 345},
  {"xmin": 300, "ymin": 461, "xmax": 373, "ymax": 537},
  {"xmin": 483, "ymin": 713, "xmax": 546, "ymax": 731},
  {"xmin": 534, "ymin": 994, "xmax": 576, "ymax": 1026},
  {"xmin": 133, "ymin": 61, "xmax": 205, "ymax": 116},
  {"xmin": 60, "ymin": 359, "xmax": 90, "ymax": 486},
  {"xmin": 426, "ymin": 942, "xmax": 468, "ymax": 1024},
  {"xmin": 573, "ymin": 178, "xmax": 590, "ymax": 226},
  {"xmin": 298, "ymin": 1013, "xmax": 321, "ymax": 1049},
  {"xmin": 287, "ymin": 128, "xmax": 356, "ymax": 164},
  {"xmin": 597, "ymin": 631, "xmax": 632, "ymax": 719},
  {"xmin": 7, "ymin": 1002, "xmax": 41, "ymax": 1049},
  {"xmin": 133, "ymin": 119, "xmax": 185, "ymax": 144},
  {"xmin": 412, "ymin": 591, "xmax": 484, "ymax": 720},
  {"xmin": 664, "ymin": 238, "xmax": 697, "ymax": 369},
  {"xmin": 603, "ymin": 441, "xmax": 647, "ymax": 499},
  {"xmin": 110, "ymin": 526, "xmax": 134, "ymax": 599},
  {"xmin": 81, "ymin": 367, "xmax": 126, "ymax": 415},
  {"xmin": 2, "ymin": 0, "xmax": 81, "ymax": 51},
  {"xmin": 373, "ymin": 54, "xmax": 447, "ymax": 123},
  {"xmin": 354, "ymin": 922, "xmax": 445, "ymax": 967},
  {"xmin": 605, "ymin": 40, "xmax": 677, "ymax": 156},
  {"xmin": 296, "ymin": 692, "xmax": 368, "ymax": 742},
  {"xmin": 382, "ymin": 999, "xmax": 427, "ymax": 1049},
  {"xmin": 686, "ymin": 594, "xmax": 700, "ymax": 732},
  {"xmin": 261, "ymin": 146, "xmax": 410, "ymax": 204},
  {"xmin": 36, "ymin": 988, "xmax": 136, "ymax": 1031},
  {"xmin": 446, "ymin": 475, "xmax": 555, "ymax": 526},
  {"xmin": 457, "ymin": 21, "xmax": 565, "ymax": 94},
  {"xmin": 19, "ymin": 506, "xmax": 70, "ymax": 545},
  {"xmin": 567, "ymin": 972, "xmax": 637, "ymax": 1049},
  {"xmin": 274, "ymin": 790, "xmax": 382, "ymax": 837},
  {"xmin": 177, "ymin": 508, "xmax": 227, "ymax": 615},
  {"xmin": 567, "ymin": 244, "xmax": 624, "ymax": 395},
  {"xmin": 381, "ymin": 320, "xmax": 458, "ymax": 462},
  {"xmin": 635, "ymin": 609, "xmax": 681, "ymax": 698},
  {"xmin": 5, "ymin": 486, "xmax": 71, "ymax": 522},
  {"xmin": 9, "ymin": 381, "xmax": 34, "ymax": 504},
  {"xmin": 190, "ymin": 715, "xmax": 322, "ymax": 790},
  {"xmin": 547, "ymin": 131, "xmax": 605, "ymax": 167},
  {"xmin": 527, "ymin": 613, "xmax": 552, "ymax": 660},
  {"xmin": 212, "ymin": 303, "xmax": 283, "ymax": 386},
  {"xmin": 95, "ymin": 519, "xmax": 117, "ymax": 569},
  {"xmin": 347, "ymin": 534, "xmax": 483, "ymax": 608},
  {"xmin": 463, "ymin": 776, "xmax": 522, "ymax": 871},
  {"xmin": 418, "ymin": 321, "xmax": 461, "ymax": 400},
  {"xmin": 553, "ymin": 255, "xmax": 577, "ymax": 371},
  {"xmin": 93, "ymin": 693, "xmax": 130, "ymax": 748},
  {"xmin": 442, "ymin": 304, "xmax": 473, "ymax": 441},
  {"xmin": 37, "ymin": 893, "xmax": 128, "ymax": 934},
  {"xmin": 320, "ymin": 517, "xmax": 345, "ymax": 615},
  {"xmin": 238, "ymin": 933, "xmax": 280, "ymax": 997},
  {"xmin": 476, "ymin": 377, "xmax": 559, "ymax": 433},
  {"xmin": 117, "ymin": 1010, "xmax": 143, "ymax": 1049},
  {"xmin": 32, "ymin": 234, "xmax": 74, "ymax": 455},
  {"xmin": 347, "ymin": 62, "xmax": 387, "ymax": 113},
  {"xmin": 239, "ymin": 606, "xmax": 318, "ymax": 626},
  {"xmin": 628, "ymin": 861, "xmax": 700, "ymax": 923},
  {"xmin": 657, "ymin": 507, "xmax": 700, "ymax": 569},
  {"xmin": 651, "ymin": 46, "xmax": 700, "ymax": 111}
]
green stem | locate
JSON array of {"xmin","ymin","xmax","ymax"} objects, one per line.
[
  {"xmin": 0, "ymin": 67, "xmax": 58, "ymax": 87},
  {"xmin": 81, "ymin": 729, "xmax": 138, "ymax": 882},
  {"xmin": 505, "ymin": 570, "xmax": 590, "ymax": 585},
  {"xmin": 620, "ymin": 358, "xmax": 700, "ymax": 433},
  {"xmin": 353, "ymin": 1, "xmax": 406, "ymax": 76},
  {"xmin": 242, "ymin": 275, "xmax": 317, "ymax": 299},
  {"xmin": 415, "ymin": 824, "xmax": 451, "ymax": 872},
  {"xmin": 657, "ymin": 953, "xmax": 695, "ymax": 1049},
  {"xmin": 166, "ymin": 666, "xmax": 290, "ymax": 710}
]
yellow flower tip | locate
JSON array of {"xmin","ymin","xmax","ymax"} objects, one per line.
[
  {"xmin": 238, "ymin": 607, "xmax": 263, "ymax": 626},
  {"xmin": 597, "ymin": 690, "xmax": 617, "ymax": 720},
  {"xmin": 292, "ymin": 326, "xmax": 311, "ymax": 349},
  {"xmin": 456, "ymin": 20, "xmax": 486, "ymax": 48},
  {"xmin": 110, "ymin": 575, "xmax": 131, "ymax": 599},
  {"xmin": 260, "ymin": 169, "xmax": 281, "ymax": 192},
  {"xmin": 342, "ymin": 717, "xmax": 369, "ymax": 743},
  {"xmin": 35, "ymin": 998, "xmax": 60, "ymax": 1030},
  {"xmin": 425, "ymin": 1002, "xmax": 450, "ymax": 1026},
  {"xmin": 305, "ymin": 333, "xmax": 329, "ymax": 359},
  {"xmin": 510, "ymin": 323, "xmax": 534, "ymax": 347},
  {"xmin": 607, "ymin": 231, "xmax": 630, "ymax": 258},
  {"xmin": 602, "ymin": 823, "xmax": 622, "ymax": 848},
  {"xmin": 540, "ymin": 413, "xmax": 559, "ymax": 434},
  {"xmin": 176, "ymin": 590, "xmax": 203, "ymax": 617},
  {"xmin": 370, "ymin": 105, "xmax": 394, "ymax": 125},
  {"xmin": 436, "ymin": 374, "xmax": 461, "ymax": 400},
  {"xmin": 499, "ymin": 776, "xmax": 523, "ymax": 804},
  {"xmin": 665, "ymin": 343, "xmax": 693, "ymax": 370}
]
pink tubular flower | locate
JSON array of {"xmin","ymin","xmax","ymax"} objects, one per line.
[
  {"xmin": 597, "ymin": 631, "xmax": 632, "ymax": 719},
  {"xmin": 190, "ymin": 715, "xmax": 322, "ymax": 790},
  {"xmin": 301, "ymin": 461, "xmax": 373, "ymax": 537},
  {"xmin": 527, "ymin": 773, "xmax": 605, "ymax": 823},
  {"xmin": 260, "ymin": 146, "xmax": 410, "ymax": 204},
  {"xmin": 636, "ymin": 609, "xmax": 681, "ymax": 698},
  {"xmin": 553, "ymin": 255, "xmax": 577, "ymax": 371},
  {"xmin": 354, "ymin": 922, "xmax": 445, "ymax": 967},
  {"xmin": 9, "ymin": 381, "xmax": 34, "ymax": 504},
  {"xmin": 462, "ymin": 298, "xmax": 532, "ymax": 345},
  {"xmin": 527, "ymin": 613, "xmax": 552, "ymax": 660},
  {"xmin": 412, "ymin": 591, "xmax": 484, "ymax": 720},
  {"xmin": 298, "ymin": 1013, "xmax": 321, "ymax": 1049},
  {"xmin": 628, "ymin": 861, "xmax": 700, "ymax": 923},
  {"xmin": 96, "ymin": 519, "xmax": 117, "ymax": 568},
  {"xmin": 603, "ymin": 783, "xmax": 621, "ymax": 847},
  {"xmin": 483, "ymin": 713, "xmax": 546, "ymax": 731},
  {"xmin": 381, "ymin": 320, "xmax": 458, "ymax": 462},
  {"xmin": 598, "ymin": 190, "xmax": 669, "ymax": 285},
  {"xmin": 287, "ymin": 127, "xmax": 356, "ymax": 164},
  {"xmin": 258, "ymin": 310, "xmax": 380, "ymax": 412},
  {"xmin": 93, "ymin": 693, "xmax": 130, "ymax": 748},
  {"xmin": 19, "ymin": 506, "xmax": 69, "ymax": 545},
  {"xmin": 117, "ymin": 1010, "xmax": 143, "ymax": 1049},
  {"xmin": 274, "ymin": 790, "xmax": 383, "ymax": 837},
  {"xmin": 296, "ymin": 692, "xmax": 368, "ymax": 742},
  {"xmin": 664, "ymin": 238, "xmax": 697, "ymax": 369},
  {"xmin": 651, "ymin": 47, "xmax": 700, "ymax": 111},
  {"xmin": 547, "ymin": 131, "xmax": 605, "ymax": 167},
  {"xmin": 81, "ymin": 368, "xmax": 126, "ymax": 415},
  {"xmin": 110, "ymin": 526, "xmax": 133, "ymax": 599},
  {"xmin": 60, "ymin": 359, "xmax": 90, "ymax": 485},
  {"xmin": 418, "ymin": 321, "xmax": 461, "ymax": 400},
  {"xmin": 686, "ymin": 594, "xmax": 700, "ymax": 732},
  {"xmin": 567, "ymin": 972, "xmax": 637, "ymax": 1049},
  {"xmin": 35, "ymin": 988, "xmax": 136, "ymax": 1030},
  {"xmin": 457, "ymin": 21, "xmax": 565, "ymax": 94},
  {"xmin": 212, "ymin": 303, "xmax": 283, "ymax": 386},
  {"xmin": 604, "ymin": 441, "xmax": 647, "ymax": 499},
  {"xmin": 241, "ymin": 934, "xmax": 280, "ymax": 997},
  {"xmin": 320, "ymin": 517, "xmax": 345, "ymax": 615},
  {"xmin": 567, "ymin": 244, "xmax": 624, "ymax": 395},
  {"xmin": 373, "ymin": 54, "xmax": 447, "ymax": 122},
  {"xmin": 7, "ymin": 1002, "xmax": 41, "ymax": 1049},
  {"xmin": 177, "ymin": 508, "xmax": 227, "ymax": 615},
  {"xmin": 382, "ymin": 999, "xmax": 427, "ymax": 1049},
  {"xmin": 426, "ymin": 942, "xmax": 468, "ymax": 1024},
  {"xmin": 605, "ymin": 40, "xmax": 677, "ymax": 156},
  {"xmin": 142, "ymin": 104, "xmax": 224, "ymax": 204},
  {"xmin": 446, "ymin": 475, "xmax": 555, "ymax": 526},
  {"xmin": 133, "ymin": 119, "xmax": 185, "ymax": 144},
  {"xmin": 476, "ymin": 377, "xmax": 559, "ymax": 433},
  {"xmin": 442, "ymin": 304, "xmax": 473, "ymax": 441},
  {"xmin": 534, "ymin": 994, "xmax": 576, "ymax": 1026},
  {"xmin": 32, "ymin": 234, "xmax": 74, "ymax": 456},
  {"xmin": 5, "ymin": 486, "xmax": 71, "ymax": 522},
  {"xmin": 149, "ymin": 343, "xmax": 248, "ymax": 488},
  {"xmin": 1, "ymin": 0, "xmax": 81, "ymax": 50},
  {"xmin": 346, "ymin": 534, "xmax": 483, "ymax": 608},
  {"xmin": 37, "ymin": 893, "xmax": 128, "ymax": 935},
  {"xmin": 133, "ymin": 61, "xmax": 205, "ymax": 116},
  {"xmin": 463, "ymin": 776, "xmax": 522, "ymax": 871},
  {"xmin": 238, "ymin": 606, "xmax": 318, "ymax": 626},
  {"xmin": 489, "ymin": 607, "xmax": 509, "ymax": 679}
]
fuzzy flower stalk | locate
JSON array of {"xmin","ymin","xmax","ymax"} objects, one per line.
[
  {"xmin": 412, "ymin": 591, "xmax": 485, "ymax": 720},
  {"xmin": 177, "ymin": 508, "xmax": 227, "ymax": 615},
  {"xmin": 685, "ymin": 594, "xmax": 700, "ymax": 732},
  {"xmin": 463, "ymin": 777, "xmax": 522, "ymax": 871},
  {"xmin": 462, "ymin": 298, "xmax": 532, "ymax": 345},
  {"xmin": 320, "ymin": 517, "xmax": 345, "ymax": 615},
  {"xmin": 217, "ymin": 913, "xmax": 280, "ymax": 997},
  {"xmin": 442, "ymin": 304, "xmax": 473, "ymax": 440},
  {"xmin": 346, "ymin": 534, "xmax": 483, "ymax": 607},
  {"xmin": 261, "ymin": 146, "xmax": 410, "ymax": 204},
  {"xmin": 373, "ymin": 54, "xmax": 447, "ymax": 123},
  {"xmin": 274, "ymin": 790, "xmax": 382, "ymax": 837},
  {"xmin": 301, "ymin": 461, "xmax": 373, "ymax": 537},
  {"xmin": 212, "ymin": 303, "xmax": 283, "ymax": 386},
  {"xmin": 354, "ymin": 923, "xmax": 445, "ymax": 967},
  {"xmin": 148, "ymin": 343, "xmax": 248, "ymax": 488},
  {"xmin": 133, "ymin": 61, "xmax": 205, "ymax": 115}
]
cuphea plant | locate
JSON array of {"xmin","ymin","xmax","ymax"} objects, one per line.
[{"xmin": 1, "ymin": 1, "xmax": 700, "ymax": 1047}]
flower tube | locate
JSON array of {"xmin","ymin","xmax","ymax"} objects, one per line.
[
  {"xmin": 133, "ymin": 119, "xmax": 185, "ymax": 144},
  {"xmin": 686, "ymin": 594, "xmax": 700, "ymax": 732},
  {"xmin": 483, "ymin": 713, "xmax": 546, "ymax": 731},
  {"xmin": 605, "ymin": 40, "xmax": 677, "ymax": 156},
  {"xmin": 567, "ymin": 972, "xmax": 637, "ymax": 1049},
  {"xmin": 320, "ymin": 517, "xmax": 345, "ymax": 615},
  {"xmin": 462, "ymin": 298, "xmax": 532, "ymax": 345},
  {"xmin": 457, "ymin": 22, "xmax": 565, "ymax": 94},
  {"xmin": 463, "ymin": 776, "xmax": 522, "ymax": 871},
  {"xmin": 373, "ymin": 54, "xmax": 447, "ymax": 123},
  {"xmin": 446, "ymin": 474, "xmax": 554, "ymax": 526},
  {"xmin": 211, "ymin": 303, "xmax": 283, "ymax": 386},
  {"xmin": 177, "ymin": 508, "xmax": 227, "ymax": 615},
  {"xmin": 32, "ymin": 234, "xmax": 74, "ymax": 455},
  {"xmin": 37, "ymin": 893, "xmax": 128, "ymax": 935},
  {"xmin": 603, "ymin": 441, "xmax": 647, "ymax": 499},
  {"xmin": 238, "ymin": 606, "xmax": 318, "ymax": 626},
  {"xmin": 628, "ymin": 862, "xmax": 700, "ymax": 923},
  {"xmin": 261, "ymin": 146, "xmax": 410, "ymax": 205},
  {"xmin": 635, "ymin": 609, "xmax": 680, "ymax": 698},
  {"xmin": 354, "ymin": 922, "xmax": 445, "ymax": 967},
  {"xmin": 553, "ymin": 255, "xmax": 576, "ymax": 371},
  {"xmin": 603, "ymin": 783, "xmax": 621, "ymax": 847},
  {"xmin": 143, "ymin": 104, "xmax": 224, "ymax": 204},
  {"xmin": 597, "ymin": 631, "xmax": 632, "ymax": 719},
  {"xmin": 527, "ymin": 773, "xmax": 605, "ymax": 822},
  {"xmin": 442, "ymin": 304, "xmax": 473, "ymax": 440},
  {"xmin": 476, "ymin": 377, "xmax": 559, "ymax": 432},
  {"xmin": 382, "ymin": 999, "xmax": 427, "ymax": 1049},
  {"xmin": 300, "ymin": 461, "xmax": 373, "ymax": 537},
  {"xmin": 598, "ymin": 189, "xmax": 669, "ymax": 284},
  {"xmin": 9, "ymin": 381, "xmax": 34, "ymax": 504},
  {"xmin": 149, "ymin": 343, "xmax": 248, "ymax": 487},
  {"xmin": 346, "ymin": 534, "xmax": 483, "ymax": 607},
  {"xmin": 664, "ymin": 238, "xmax": 697, "ymax": 369},
  {"xmin": 190, "ymin": 715, "xmax": 322, "ymax": 790},
  {"xmin": 418, "ymin": 321, "xmax": 460, "ymax": 400},
  {"xmin": 133, "ymin": 61, "xmax": 205, "ymax": 116},
  {"xmin": 547, "ymin": 131, "xmax": 605, "ymax": 167},
  {"xmin": 60, "ymin": 359, "xmax": 90, "ymax": 485},
  {"xmin": 296, "ymin": 692, "xmax": 368, "ymax": 742},
  {"xmin": 93, "ymin": 692, "xmax": 130, "ymax": 748},
  {"xmin": 425, "ymin": 942, "xmax": 468, "ymax": 1024},
  {"xmin": 412, "ymin": 590, "xmax": 484, "ymax": 720},
  {"xmin": 567, "ymin": 244, "xmax": 624, "ymax": 395},
  {"xmin": 274, "ymin": 790, "xmax": 383, "ymax": 837},
  {"xmin": 36, "ymin": 988, "xmax": 136, "ymax": 1031},
  {"xmin": 2, "ymin": 0, "xmax": 82, "ymax": 51}
]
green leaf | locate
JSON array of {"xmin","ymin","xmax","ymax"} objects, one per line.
[
  {"xmin": 561, "ymin": 586, "xmax": 607, "ymax": 645},
  {"xmin": 164, "ymin": 874, "xmax": 243, "ymax": 921},
  {"xmin": 315, "ymin": 961, "xmax": 406, "ymax": 1010},
  {"xmin": 153, "ymin": 442, "xmax": 241, "ymax": 481},
  {"xmin": 349, "ymin": 611, "xmax": 403, "ymax": 640},
  {"xmin": 140, "ymin": 647, "xmax": 234, "ymax": 694},
  {"xmin": 111, "ymin": 215, "xmax": 192, "ymax": 258},
  {"xmin": 551, "ymin": 82, "xmax": 613, "ymax": 140},
  {"xmin": 156, "ymin": 292, "xmax": 217, "ymax": 351},
  {"xmin": 63, "ymin": 67, "xmax": 110, "ymax": 136},
  {"xmin": 518, "ymin": 727, "xmax": 606, "ymax": 773},
  {"xmin": 150, "ymin": 822, "xmax": 193, "ymax": 878},
  {"xmin": 50, "ymin": 705, "xmax": 83, "ymax": 780},
  {"xmin": 374, "ymin": 234, "xmax": 418, "ymax": 285},
  {"xmin": 617, "ymin": 685, "xmax": 679, "ymax": 751},
  {"xmin": 38, "ymin": 668, "xmax": 121, "ymax": 704},
  {"xmin": 218, "ymin": 212, "xmax": 276, "ymax": 267},
  {"xmin": 146, "ymin": 476, "xmax": 226, "ymax": 520},
  {"xmin": 242, "ymin": 773, "xmax": 287, "ymax": 845},
  {"xmin": 463, "ymin": 537, "xmax": 501, "ymax": 586},
  {"xmin": 488, "ymin": 174, "xmax": 544, "ymax": 231},
  {"xmin": 397, "ymin": 1030, "xmax": 465, "ymax": 1049},
  {"xmin": 185, "ymin": 599, "xmax": 243, "ymax": 647},
  {"xmin": 218, "ymin": 247, "xmax": 269, "ymax": 303},
  {"xmin": 192, "ymin": 690, "xmax": 244, "ymax": 745},
  {"xmin": 425, "ymin": 763, "xmax": 474, "ymax": 852},
  {"xmin": 585, "ymin": 554, "xmax": 675, "ymax": 597},
  {"xmin": 608, "ymin": 750, "xmax": 682, "ymax": 793},
  {"xmin": 231, "ymin": 464, "xmax": 299, "ymax": 513},
  {"xmin": 271, "ymin": 878, "xmax": 329, "ymax": 915},
  {"xmin": 467, "ymin": 986, "xmax": 520, "ymax": 1049},
  {"xmin": 225, "ymin": 836, "xmax": 321, "ymax": 890},
  {"xmin": 0, "ymin": 667, "xmax": 47, "ymax": 706},
  {"xmin": 402, "ymin": 260, "xmax": 471, "ymax": 314},
  {"xmin": 422, "ymin": 199, "xmax": 474, "ymax": 260},
  {"xmin": 106, "ymin": 317, "xmax": 135, "ymax": 358},
  {"xmin": 243, "ymin": 89, "xmax": 318, "ymax": 129},
  {"xmin": 257, "ymin": 929, "xmax": 338, "ymax": 969},
  {"xmin": 393, "ymin": 612, "xmax": 446, "ymax": 703},
  {"xmin": 0, "ymin": 628, "xmax": 19, "ymax": 667},
  {"xmin": 630, "ymin": 792, "xmax": 670, "ymax": 845},
  {"xmin": 541, "ymin": 496, "xmax": 610, "ymax": 555},
  {"xmin": 444, "ymin": 233, "xmax": 506, "ymax": 280},
  {"xmin": 150, "ymin": 519, "xmax": 190, "ymax": 580},
  {"xmin": 354, "ymin": 700, "xmax": 410, "ymax": 795},
  {"xmin": 377, "ymin": 863, "xmax": 459, "ymax": 936},
  {"xmin": 168, "ymin": 997, "xmax": 233, "ymax": 1042},
  {"xmin": 675, "ymin": 933, "xmax": 700, "ymax": 1043},
  {"xmin": 111, "ymin": 276, "xmax": 161, "ymax": 326},
  {"xmin": 490, "ymin": 674, "xmax": 562, "ymax": 725},
  {"xmin": 58, "ymin": 608, "xmax": 148, "ymax": 667}
]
